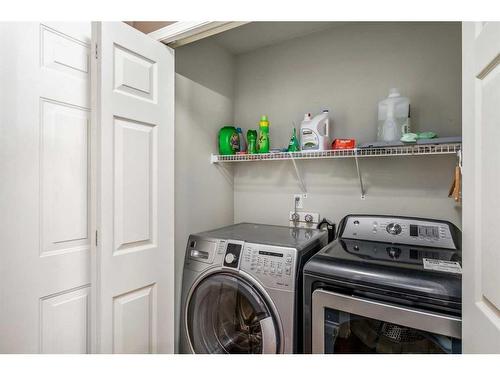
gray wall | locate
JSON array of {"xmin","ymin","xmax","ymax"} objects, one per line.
[
  {"xmin": 232, "ymin": 22, "xmax": 462, "ymax": 228},
  {"xmin": 174, "ymin": 39, "xmax": 235, "ymax": 350},
  {"xmin": 174, "ymin": 22, "xmax": 462, "ymax": 351}
]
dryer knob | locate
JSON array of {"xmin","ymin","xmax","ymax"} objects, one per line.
[
  {"xmin": 225, "ymin": 253, "xmax": 236, "ymax": 264},
  {"xmin": 386, "ymin": 223, "xmax": 402, "ymax": 235}
]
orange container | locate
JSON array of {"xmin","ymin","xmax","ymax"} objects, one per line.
[{"xmin": 332, "ymin": 139, "xmax": 356, "ymax": 149}]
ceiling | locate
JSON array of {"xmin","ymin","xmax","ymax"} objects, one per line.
[
  {"xmin": 211, "ymin": 22, "xmax": 342, "ymax": 55},
  {"xmin": 125, "ymin": 21, "xmax": 175, "ymax": 34},
  {"xmin": 125, "ymin": 21, "xmax": 345, "ymax": 54}
]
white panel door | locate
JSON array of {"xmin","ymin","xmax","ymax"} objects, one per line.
[
  {"xmin": 0, "ymin": 22, "xmax": 91, "ymax": 353},
  {"xmin": 91, "ymin": 22, "xmax": 174, "ymax": 353},
  {"xmin": 462, "ymin": 22, "xmax": 500, "ymax": 353}
]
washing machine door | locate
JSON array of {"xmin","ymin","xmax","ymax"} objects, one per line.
[{"xmin": 186, "ymin": 272, "xmax": 280, "ymax": 354}]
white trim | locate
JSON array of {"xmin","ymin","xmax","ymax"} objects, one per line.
[
  {"xmin": 89, "ymin": 21, "xmax": 100, "ymax": 354},
  {"xmin": 148, "ymin": 21, "xmax": 248, "ymax": 47}
]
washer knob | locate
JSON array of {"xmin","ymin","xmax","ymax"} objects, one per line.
[
  {"xmin": 305, "ymin": 214, "xmax": 313, "ymax": 223},
  {"xmin": 386, "ymin": 223, "xmax": 402, "ymax": 235},
  {"xmin": 225, "ymin": 253, "xmax": 236, "ymax": 264}
]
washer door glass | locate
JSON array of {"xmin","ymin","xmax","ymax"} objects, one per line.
[{"xmin": 187, "ymin": 273, "xmax": 280, "ymax": 354}]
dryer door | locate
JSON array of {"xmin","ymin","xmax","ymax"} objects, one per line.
[{"xmin": 186, "ymin": 272, "xmax": 280, "ymax": 353}]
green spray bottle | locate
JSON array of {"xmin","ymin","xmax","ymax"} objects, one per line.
[
  {"xmin": 287, "ymin": 127, "xmax": 300, "ymax": 152},
  {"xmin": 257, "ymin": 115, "xmax": 270, "ymax": 153}
]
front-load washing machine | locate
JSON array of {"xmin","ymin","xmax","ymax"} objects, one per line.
[{"xmin": 180, "ymin": 223, "xmax": 327, "ymax": 354}]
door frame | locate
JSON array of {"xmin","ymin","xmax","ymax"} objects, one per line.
[
  {"xmin": 148, "ymin": 21, "xmax": 247, "ymax": 47},
  {"xmin": 89, "ymin": 32, "xmax": 99, "ymax": 355}
]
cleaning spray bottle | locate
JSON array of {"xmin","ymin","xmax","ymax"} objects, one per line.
[
  {"xmin": 257, "ymin": 115, "xmax": 270, "ymax": 153},
  {"xmin": 288, "ymin": 127, "xmax": 300, "ymax": 152},
  {"xmin": 236, "ymin": 127, "xmax": 247, "ymax": 152}
]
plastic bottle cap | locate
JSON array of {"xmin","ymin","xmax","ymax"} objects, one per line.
[
  {"xmin": 260, "ymin": 115, "xmax": 268, "ymax": 122},
  {"xmin": 388, "ymin": 88, "xmax": 401, "ymax": 98},
  {"xmin": 236, "ymin": 127, "xmax": 242, "ymax": 132}
]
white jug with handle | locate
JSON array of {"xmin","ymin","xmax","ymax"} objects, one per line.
[
  {"xmin": 377, "ymin": 88, "xmax": 410, "ymax": 142},
  {"xmin": 300, "ymin": 110, "xmax": 331, "ymax": 151}
]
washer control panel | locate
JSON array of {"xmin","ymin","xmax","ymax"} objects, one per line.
[
  {"xmin": 223, "ymin": 241, "xmax": 243, "ymax": 268},
  {"xmin": 240, "ymin": 243, "xmax": 296, "ymax": 291},
  {"xmin": 341, "ymin": 216, "xmax": 458, "ymax": 250}
]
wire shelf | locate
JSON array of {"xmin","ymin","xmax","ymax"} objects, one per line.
[{"xmin": 211, "ymin": 143, "xmax": 461, "ymax": 163}]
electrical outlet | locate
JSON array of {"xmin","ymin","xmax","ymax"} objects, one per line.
[
  {"xmin": 289, "ymin": 211, "xmax": 320, "ymax": 228},
  {"xmin": 293, "ymin": 193, "xmax": 307, "ymax": 209}
]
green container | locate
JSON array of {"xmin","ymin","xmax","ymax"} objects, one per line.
[
  {"xmin": 287, "ymin": 128, "xmax": 300, "ymax": 152},
  {"xmin": 247, "ymin": 130, "xmax": 258, "ymax": 154},
  {"xmin": 218, "ymin": 126, "xmax": 240, "ymax": 155},
  {"xmin": 257, "ymin": 115, "xmax": 270, "ymax": 153}
]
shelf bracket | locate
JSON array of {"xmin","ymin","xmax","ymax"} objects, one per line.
[
  {"xmin": 290, "ymin": 157, "xmax": 307, "ymax": 194},
  {"xmin": 354, "ymin": 150, "xmax": 366, "ymax": 199}
]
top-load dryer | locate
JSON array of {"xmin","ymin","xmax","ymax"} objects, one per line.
[
  {"xmin": 180, "ymin": 223, "xmax": 327, "ymax": 354},
  {"xmin": 303, "ymin": 215, "xmax": 462, "ymax": 354}
]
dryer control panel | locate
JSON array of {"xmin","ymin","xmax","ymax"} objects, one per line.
[
  {"xmin": 239, "ymin": 243, "xmax": 296, "ymax": 291},
  {"xmin": 340, "ymin": 215, "xmax": 459, "ymax": 250}
]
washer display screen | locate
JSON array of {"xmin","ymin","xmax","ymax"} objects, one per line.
[
  {"xmin": 410, "ymin": 224, "xmax": 439, "ymax": 239},
  {"xmin": 258, "ymin": 250, "xmax": 283, "ymax": 258}
]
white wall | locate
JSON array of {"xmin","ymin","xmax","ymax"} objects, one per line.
[
  {"xmin": 174, "ymin": 38, "xmax": 235, "ymax": 350},
  {"xmin": 232, "ymin": 22, "xmax": 462, "ymax": 228}
]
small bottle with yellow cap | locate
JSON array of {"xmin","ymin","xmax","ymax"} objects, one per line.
[{"xmin": 257, "ymin": 115, "xmax": 270, "ymax": 153}]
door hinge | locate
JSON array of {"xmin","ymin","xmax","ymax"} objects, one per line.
[
  {"xmin": 95, "ymin": 230, "xmax": 98, "ymax": 246},
  {"xmin": 95, "ymin": 43, "xmax": 98, "ymax": 59}
]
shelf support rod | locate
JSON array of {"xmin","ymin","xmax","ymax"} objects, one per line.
[
  {"xmin": 354, "ymin": 150, "xmax": 366, "ymax": 199},
  {"xmin": 290, "ymin": 157, "xmax": 307, "ymax": 194}
]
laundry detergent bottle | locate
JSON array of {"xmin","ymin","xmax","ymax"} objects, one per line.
[
  {"xmin": 380, "ymin": 101, "xmax": 398, "ymax": 142},
  {"xmin": 377, "ymin": 88, "xmax": 410, "ymax": 142},
  {"xmin": 300, "ymin": 110, "xmax": 331, "ymax": 151},
  {"xmin": 257, "ymin": 115, "xmax": 270, "ymax": 153},
  {"xmin": 218, "ymin": 126, "xmax": 240, "ymax": 155}
]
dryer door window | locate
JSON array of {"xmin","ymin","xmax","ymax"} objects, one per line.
[
  {"xmin": 186, "ymin": 273, "xmax": 280, "ymax": 353},
  {"xmin": 311, "ymin": 289, "xmax": 462, "ymax": 354}
]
